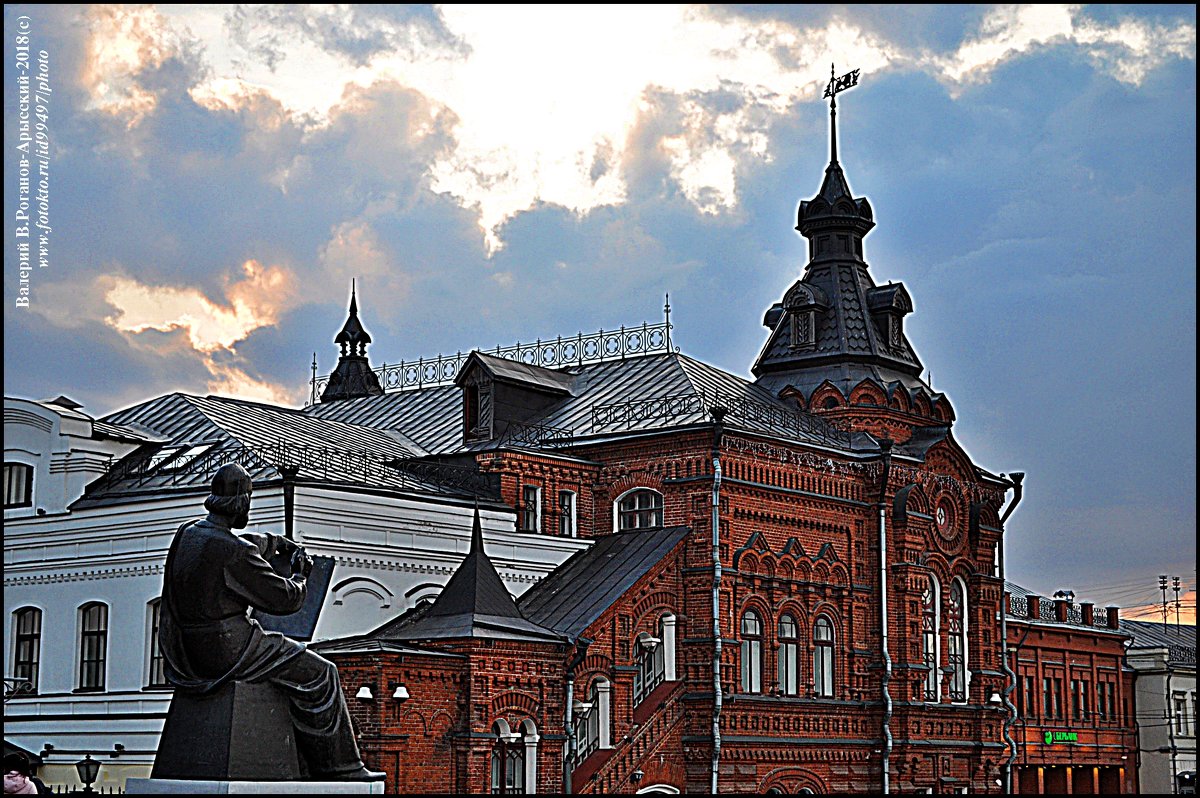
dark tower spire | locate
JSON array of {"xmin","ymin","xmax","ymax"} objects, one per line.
[
  {"xmin": 320, "ymin": 279, "xmax": 384, "ymax": 403},
  {"xmin": 753, "ymin": 67, "xmax": 942, "ymax": 421}
]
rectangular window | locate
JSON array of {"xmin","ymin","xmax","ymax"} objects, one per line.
[
  {"xmin": 1053, "ymin": 676, "xmax": 1064, "ymax": 718},
  {"xmin": 147, "ymin": 600, "xmax": 168, "ymax": 688},
  {"xmin": 3, "ymin": 463, "xmax": 33, "ymax": 508},
  {"xmin": 13, "ymin": 608, "xmax": 41, "ymax": 694},
  {"xmin": 464, "ymin": 385, "xmax": 480, "ymax": 439},
  {"xmin": 558, "ymin": 491, "xmax": 576, "ymax": 537},
  {"xmin": 1024, "ymin": 675, "xmax": 1035, "ymax": 718},
  {"xmin": 521, "ymin": 486, "xmax": 541, "ymax": 532},
  {"xmin": 1071, "ymin": 678, "xmax": 1081, "ymax": 720},
  {"xmin": 1175, "ymin": 693, "xmax": 1190, "ymax": 735},
  {"xmin": 79, "ymin": 603, "xmax": 108, "ymax": 691}
]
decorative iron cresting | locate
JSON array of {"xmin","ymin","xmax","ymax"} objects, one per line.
[
  {"xmin": 1008, "ymin": 595, "xmax": 1028, "ymax": 619},
  {"xmin": 496, "ymin": 420, "xmax": 574, "ymax": 449},
  {"xmin": 308, "ymin": 317, "xmax": 673, "ymax": 404}
]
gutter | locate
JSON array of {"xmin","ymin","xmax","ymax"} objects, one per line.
[
  {"xmin": 877, "ymin": 438, "xmax": 894, "ymax": 795},
  {"xmin": 998, "ymin": 471, "xmax": 1024, "ymax": 795},
  {"xmin": 710, "ymin": 407, "xmax": 727, "ymax": 794}
]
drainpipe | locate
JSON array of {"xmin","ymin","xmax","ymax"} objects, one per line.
[
  {"xmin": 710, "ymin": 407, "xmax": 727, "ymax": 794},
  {"xmin": 563, "ymin": 639, "xmax": 591, "ymax": 795},
  {"xmin": 877, "ymin": 438, "xmax": 894, "ymax": 795},
  {"xmin": 998, "ymin": 472, "xmax": 1024, "ymax": 795}
]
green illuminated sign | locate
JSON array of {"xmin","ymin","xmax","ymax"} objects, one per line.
[{"xmin": 1043, "ymin": 731, "xmax": 1078, "ymax": 744}]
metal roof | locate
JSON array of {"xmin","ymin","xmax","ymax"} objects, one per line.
[
  {"xmin": 1121, "ymin": 619, "xmax": 1197, "ymax": 652},
  {"xmin": 518, "ymin": 526, "xmax": 690, "ymax": 642},
  {"xmin": 84, "ymin": 393, "xmax": 455, "ymax": 502},
  {"xmin": 308, "ymin": 352, "xmax": 870, "ymax": 455},
  {"xmin": 377, "ymin": 509, "xmax": 564, "ymax": 644},
  {"xmin": 459, "ymin": 351, "xmax": 574, "ymax": 395}
]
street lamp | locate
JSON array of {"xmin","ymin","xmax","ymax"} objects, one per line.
[{"xmin": 75, "ymin": 754, "xmax": 101, "ymax": 794}]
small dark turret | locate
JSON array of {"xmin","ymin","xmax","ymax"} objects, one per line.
[{"xmin": 320, "ymin": 280, "xmax": 384, "ymax": 403}]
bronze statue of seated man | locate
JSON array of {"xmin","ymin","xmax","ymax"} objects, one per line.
[{"xmin": 158, "ymin": 463, "xmax": 383, "ymax": 782}]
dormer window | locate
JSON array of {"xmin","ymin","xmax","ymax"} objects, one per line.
[
  {"xmin": 790, "ymin": 312, "xmax": 815, "ymax": 349},
  {"xmin": 465, "ymin": 384, "xmax": 481, "ymax": 438}
]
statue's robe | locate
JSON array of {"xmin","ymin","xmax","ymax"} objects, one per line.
[{"xmin": 160, "ymin": 515, "xmax": 365, "ymax": 777}]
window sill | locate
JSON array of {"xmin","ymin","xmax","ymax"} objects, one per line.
[{"xmin": 73, "ymin": 688, "xmax": 106, "ymax": 694}]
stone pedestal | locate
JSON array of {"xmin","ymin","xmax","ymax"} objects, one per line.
[
  {"xmin": 152, "ymin": 681, "xmax": 301, "ymax": 781},
  {"xmin": 127, "ymin": 779, "xmax": 384, "ymax": 794}
]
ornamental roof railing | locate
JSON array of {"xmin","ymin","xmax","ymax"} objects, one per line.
[{"xmin": 308, "ymin": 312, "xmax": 674, "ymax": 405}]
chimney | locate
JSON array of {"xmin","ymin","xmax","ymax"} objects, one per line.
[
  {"xmin": 1004, "ymin": 592, "xmax": 1011, "ymax": 615},
  {"xmin": 1105, "ymin": 606, "xmax": 1120, "ymax": 630},
  {"xmin": 1054, "ymin": 599, "xmax": 1069, "ymax": 623},
  {"xmin": 1027, "ymin": 595, "xmax": 1041, "ymax": 621},
  {"xmin": 1081, "ymin": 603, "xmax": 1094, "ymax": 626}
]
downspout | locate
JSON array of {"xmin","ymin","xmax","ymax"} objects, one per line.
[
  {"xmin": 710, "ymin": 407, "xmax": 727, "ymax": 795},
  {"xmin": 563, "ymin": 639, "xmax": 591, "ymax": 795},
  {"xmin": 877, "ymin": 438, "xmax": 894, "ymax": 795},
  {"xmin": 1167, "ymin": 665, "xmax": 1177, "ymax": 795},
  {"xmin": 998, "ymin": 472, "xmax": 1025, "ymax": 795}
]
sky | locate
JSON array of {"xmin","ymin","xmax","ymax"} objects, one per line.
[{"xmin": 3, "ymin": 4, "xmax": 1196, "ymax": 622}]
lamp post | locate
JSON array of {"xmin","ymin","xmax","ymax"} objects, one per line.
[{"xmin": 75, "ymin": 754, "xmax": 100, "ymax": 794}]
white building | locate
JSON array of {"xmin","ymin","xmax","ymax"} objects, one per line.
[
  {"xmin": 3, "ymin": 386, "xmax": 585, "ymax": 790},
  {"xmin": 1123, "ymin": 620, "xmax": 1197, "ymax": 795}
]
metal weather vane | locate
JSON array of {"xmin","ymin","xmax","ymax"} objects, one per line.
[{"xmin": 822, "ymin": 64, "xmax": 861, "ymax": 164}]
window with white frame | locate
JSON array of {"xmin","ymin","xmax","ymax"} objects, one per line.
[
  {"xmin": 921, "ymin": 576, "xmax": 940, "ymax": 701},
  {"xmin": 490, "ymin": 719, "xmax": 525, "ymax": 794},
  {"xmin": 616, "ymin": 489, "xmax": 663, "ymax": 531},
  {"xmin": 3, "ymin": 463, "xmax": 33, "ymax": 508},
  {"xmin": 634, "ymin": 631, "xmax": 665, "ymax": 705},
  {"xmin": 814, "ymin": 615, "xmax": 835, "ymax": 698},
  {"xmin": 1175, "ymin": 692, "xmax": 1191, "ymax": 736},
  {"xmin": 574, "ymin": 678, "xmax": 609, "ymax": 764},
  {"xmin": 521, "ymin": 485, "xmax": 541, "ymax": 532},
  {"xmin": 740, "ymin": 610, "xmax": 763, "ymax": 694},
  {"xmin": 78, "ymin": 602, "xmax": 108, "ymax": 691},
  {"xmin": 558, "ymin": 490, "xmax": 576, "ymax": 537},
  {"xmin": 777, "ymin": 614, "xmax": 799, "ymax": 696},
  {"xmin": 947, "ymin": 578, "xmax": 968, "ymax": 702},
  {"xmin": 12, "ymin": 607, "xmax": 41, "ymax": 694}
]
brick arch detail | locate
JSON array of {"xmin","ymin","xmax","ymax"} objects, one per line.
[
  {"xmin": 810, "ymin": 380, "xmax": 845, "ymax": 409},
  {"xmin": 399, "ymin": 707, "xmax": 429, "ymax": 735},
  {"xmin": 758, "ymin": 766, "xmax": 827, "ymax": 794},
  {"xmin": 607, "ymin": 475, "xmax": 665, "ymax": 503},
  {"xmin": 579, "ymin": 652, "xmax": 615, "ymax": 675},
  {"xmin": 488, "ymin": 690, "xmax": 540, "ymax": 722},
  {"xmin": 633, "ymin": 592, "xmax": 678, "ymax": 629},
  {"xmin": 850, "ymin": 379, "xmax": 887, "ymax": 406}
]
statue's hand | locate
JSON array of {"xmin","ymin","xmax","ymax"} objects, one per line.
[{"xmin": 291, "ymin": 547, "xmax": 314, "ymax": 579}]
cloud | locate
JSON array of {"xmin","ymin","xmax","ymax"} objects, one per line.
[
  {"xmin": 931, "ymin": 4, "xmax": 1197, "ymax": 88},
  {"xmin": 104, "ymin": 259, "xmax": 295, "ymax": 353},
  {"xmin": 124, "ymin": 5, "xmax": 1194, "ymax": 256}
]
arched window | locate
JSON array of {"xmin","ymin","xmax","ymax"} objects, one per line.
[
  {"xmin": 490, "ymin": 720, "xmax": 525, "ymax": 794},
  {"xmin": 634, "ymin": 631, "xmax": 665, "ymax": 705},
  {"xmin": 574, "ymin": 678, "xmax": 610, "ymax": 763},
  {"xmin": 922, "ymin": 576, "xmax": 940, "ymax": 702},
  {"xmin": 147, "ymin": 599, "xmax": 168, "ymax": 688},
  {"xmin": 12, "ymin": 607, "xmax": 41, "ymax": 694},
  {"xmin": 777, "ymin": 614, "xmax": 799, "ymax": 696},
  {"xmin": 740, "ymin": 610, "xmax": 763, "ymax": 694},
  {"xmin": 78, "ymin": 602, "xmax": 108, "ymax": 691},
  {"xmin": 813, "ymin": 616, "xmax": 834, "ymax": 698},
  {"xmin": 947, "ymin": 578, "xmax": 969, "ymax": 702},
  {"xmin": 616, "ymin": 489, "xmax": 663, "ymax": 531}
]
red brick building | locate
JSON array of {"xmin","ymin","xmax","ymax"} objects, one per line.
[
  {"xmin": 315, "ymin": 88, "xmax": 1025, "ymax": 794},
  {"xmin": 1004, "ymin": 586, "xmax": 1136, "ymax": 794}
]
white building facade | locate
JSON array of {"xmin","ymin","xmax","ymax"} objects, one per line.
[
  {"xmin": 3, "ymin": 394, "xmax": 586, "ymax": 790},
  {"xmin": 1123, "ymin": 620, "xmax": 1197, "ymax": 795}
]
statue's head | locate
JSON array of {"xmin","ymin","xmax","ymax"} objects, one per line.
[{"xmin": 204, "ymin": 463, "xmax": 253, "ymax": 529}]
